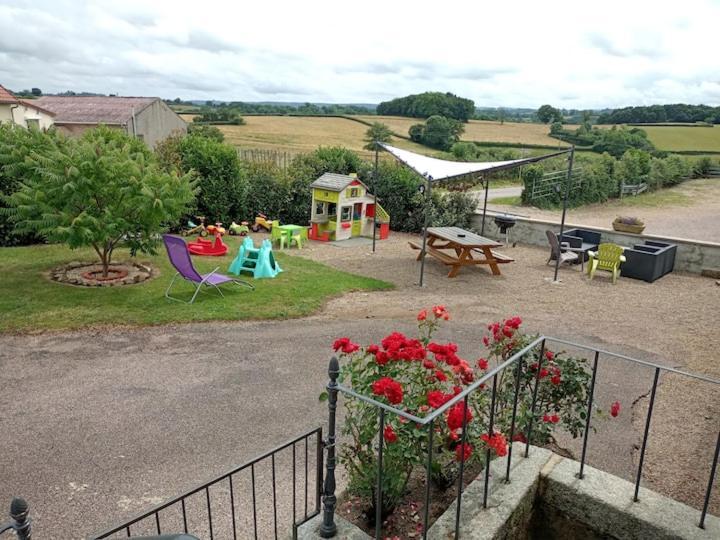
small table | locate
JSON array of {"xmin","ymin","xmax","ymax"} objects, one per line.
[{"xmin": 408, "ymin": 226, "xmax": 514, "ymax": 278}]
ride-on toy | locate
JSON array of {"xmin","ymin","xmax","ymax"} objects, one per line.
[
  {"xmin": 207, "ymin": 222, "xmax": 226, "ymax": 236},
  {"xmin": 251, "ymin": 213, "xmax": 274, "ymax": 233},
  {"xmin": 182, "ymin": 216, "xmax": 208, "ymax": 237},
  {"xmin": 229, "ymin": 221, "xmax": 250, "ymax": 236}
]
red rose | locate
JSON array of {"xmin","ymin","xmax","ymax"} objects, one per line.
[
  {"xmin": 383, "ymin": 425, "xmax": 397, "ymax": 444},
  {"xmin": 432, "ymin": 305, "xmax": 447, "ymax": 318},
  {"xmin": 371, "ymin": 377, "xmax": 403, "ymax": 405},
  {"xmin": 447, "ymin": 402, "xmax": 473, "ymax": 431},
  {"xmin": 551, "ymin": 374, "xmax": 561, "ymax": 385},
  {"xmin": 481, "ymin": 432, "xmax": 508, "ymax": 457},
  {"xmin": 423, "ymin": 359, "xmax": 436, "ymax": 370},
  {"xmin": 332, "ymin": 337, "xmax": 360, "ymax": 354},
  {"xmin": 477, "ymin": 358, "xmax": 489, "ymax": 370},
  {"xmin": 417, "ymin": 309, "xmax": 428, "ymax": 321},
  {"xmin": 545, "ymin": 350, "xmax": 555, "ymax": 361},
  {"xmin": 367, "ymin": 344, "xmax": 379, "ymax": 354},
  {"xmin": 550, "ymin": 414, "xmax": 560, "ymax": 424},
  {"xmin": 610, "ymin": 401, "xmax": 621, "ymax": 417},
  {"xmin": 512, "ymin": 432, "xmax": 527, "ymax": 443},
  {"xmin": 502, "ymin": 326, "xmax": 514, "ymax": 338},
  {"xmin": 427, "ymin": 390, "xmax": 449, "ymax": 409},
  {"xmin": 455, "ymin": 442, "xmax": 472, "ymax": 462},
  {"xmin": 539, "ymin": 368, "xmax": 549, "ymax": 378},
  {"xmin": 506, "ymin": 316, "xmax": 522, "ymax": 329},
  {"xmin": 434, "ymin": 370, "xmax": 448, "ymax": 382},
  {"xmin": 375, "ymin": 351, "xmax": 389, "ymax": 366}
]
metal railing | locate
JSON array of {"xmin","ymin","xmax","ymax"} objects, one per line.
[
  {"xmin": 319, "ymin": 336, "xmax": 720, "ymax": 539},
  {"xmin": 91, "ymin": 427, "xmax": 322, "ymax": 539}
]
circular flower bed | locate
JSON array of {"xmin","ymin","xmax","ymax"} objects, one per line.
[{"xmin": 50, "ymin": 261, "xmax": 154, "ymax": 287}]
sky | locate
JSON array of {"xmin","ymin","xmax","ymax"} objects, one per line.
[{"xmin": 1, "ymin": 0, "xmax": 719, "ymax": 109}]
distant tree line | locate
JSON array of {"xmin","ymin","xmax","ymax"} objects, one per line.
[
  {"xmin": 167, "ymin": 99, "xmax": 375, "ymax": 116},
  {"xmin": 597, "ymin": 104, "xmax": 720, "ymax": 125},
  {"xmin": 377, "ymin": 92, "xmax": 475, "ymax": 122}
]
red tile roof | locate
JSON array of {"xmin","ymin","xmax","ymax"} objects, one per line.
[
  {"xmin": 0, "ymin": 84, "xmax": 20, "ymax": 104},
  {"xmin": 34, "ymin": 96, "xmax": 158, "ymax": 124}
]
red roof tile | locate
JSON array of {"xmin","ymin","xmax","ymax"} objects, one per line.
[{"xmin": 0, "ymin": 84, "xmax": 20, "ymax": 104}]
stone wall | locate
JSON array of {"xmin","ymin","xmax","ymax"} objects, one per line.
[
  {"xmin": 472, "ymin": 212, "xmax": 720, "ymax": 275},
  {"xmin": 298, "ymin": 444, "xmax": 720, "ymax": 539}
]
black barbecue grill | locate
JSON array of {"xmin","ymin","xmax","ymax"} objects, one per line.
[{"xmin": 494, "ymin": 214, "xmax": 517, "ymax": 245}]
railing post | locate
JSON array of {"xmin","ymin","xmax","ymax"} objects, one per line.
[
  {"xmin": 319, "ymin": 357, "xmax": 340, "ymax": 538},
  {"xmin": 525, "ymin": 339, "xmax": 546, "ymax": 457},
  {"xmin": 578, "ymin": 351, "xmax": 600, "ymax": 479},
  {"xmin": 699, "ymin": 430, "xmax": 720, "ymax": 529},
  {"xmin": 0, "ymin": 498, "xmax": 32, "ymax": 540}
]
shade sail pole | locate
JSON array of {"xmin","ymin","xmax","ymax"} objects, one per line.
[
  {"xmin": 480, "ymin": 176, "xmax": 489, "ymax": 236},
  {"xmin": 553, "ymin": 146, "xmax": 575, "ymax": 282},
  {"xmin": 419, "ymin": 176, "xmax": 432, "ymax": 287},
  {"xmin": 372, "ymin": 141, "xmax": 379, "ymax": 253}
]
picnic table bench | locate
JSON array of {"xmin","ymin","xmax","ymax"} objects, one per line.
[{"xmin": 408, "ymin": 226, "xmax": 514, "ymax": 278}]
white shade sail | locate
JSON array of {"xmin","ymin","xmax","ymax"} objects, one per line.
[{"xmin": 379, "ymin": 143, "xmax": 568, "ymax": 182}]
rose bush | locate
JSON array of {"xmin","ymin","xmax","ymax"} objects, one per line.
[{"xmin": 327, "ymin": 307, "xmax": 619, "ymax": 521}]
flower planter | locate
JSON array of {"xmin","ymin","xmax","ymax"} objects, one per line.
[{"xmin": 612, "ymin": 220, "xmax": 645, "ymax": 234}]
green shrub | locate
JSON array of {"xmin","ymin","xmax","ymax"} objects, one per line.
[
  {"xmin": 187, "ymin": 124, "xmax": 225, "ymax": 142},
  {"xmin": 178, "ymin": 134, "xmax": 247, "ymax": 223}
]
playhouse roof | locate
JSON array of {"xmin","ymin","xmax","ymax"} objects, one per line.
[{"xmin": 311, "ymin": 173, "xmax": 367, "ymax": 192}]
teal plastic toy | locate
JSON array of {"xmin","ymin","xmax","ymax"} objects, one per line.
[{"xmin": 228, "ymin": 237, "xmax": 283, "ymax": 279}]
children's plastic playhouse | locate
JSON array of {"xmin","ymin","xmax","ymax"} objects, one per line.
[
  {"xmin": 228, "ymin": 237, "xmax": 282, "ymax": 279},
  {"xmin": 308, "ymin": 173, "xmax": 390, "ymax": 242}
]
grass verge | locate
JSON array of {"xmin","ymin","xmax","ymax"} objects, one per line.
[{"xmin": 0, "ymin": 235, "xmax": 392, "ymax": 333}]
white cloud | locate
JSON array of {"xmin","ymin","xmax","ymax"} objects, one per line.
[{"xmin": 0, "ymin": 0, "xmax": 718, "ymax": 107}]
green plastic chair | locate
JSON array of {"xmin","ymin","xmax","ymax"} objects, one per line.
[
  {"xmin": 587, "ymin": 243, "xmax": 626, "ymax": 284},
  {"xmin": 289, "ymin": 227, "xmax": 308, "ymax": 249},
  {"xmin": 270, "ymin": 220, "xmax": 286, "ymax": 249}
]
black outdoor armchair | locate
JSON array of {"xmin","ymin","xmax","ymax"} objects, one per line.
[
  {"xmin": 558, "ymin": 228, "xmax": 601, "ymax": 263},
  {"xmin": 621, "ymin": 241, "xmax": 677, "ymax": 282}
]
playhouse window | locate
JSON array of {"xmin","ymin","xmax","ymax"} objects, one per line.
[
  {"xmin": 349, "ymin": 187, "xmax": 359, "ymax": 198},
  {"xmin": 328, "ymin": 203, "xmax": 337, "ymax": 217},
  {"xmin": 315, "ymin": 202, "xmax": 325, "ymax": 215},
  {"xmin": 340, "ymin": 206, "xmax": 352, "ymax": 222}
]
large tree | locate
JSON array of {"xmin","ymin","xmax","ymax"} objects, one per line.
[
  {"xmin": 537, "ymin": 104, "xmax": 563, "ymax": 124},
  {"xmin": 5, "ymin": 126, "xmax": 195, "ymax": 276},
  {"xmin": 409, "ymin": 115, "xmax": 465, "ymax": 151}
]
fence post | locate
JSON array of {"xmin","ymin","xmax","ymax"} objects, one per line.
[
  {"xmin": 0, "ymin": 498, "xmax": 32, "ymax": 539},
  {"xmin": 319, "ymin": 357, "xmax": 340, "ymax": 538}
]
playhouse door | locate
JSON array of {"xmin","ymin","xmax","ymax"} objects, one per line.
[{"xmin": 351, "ymin": 203, "xmax": 362, "ymax": 236}]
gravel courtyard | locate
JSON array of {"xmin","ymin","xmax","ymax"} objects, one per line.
[{"xmin": 1, "ymin": 233, "xmax": 718, "ymax": 538}]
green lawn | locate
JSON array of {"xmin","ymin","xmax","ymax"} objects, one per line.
[
  {"xmin": 489, "ymin": 195, "xmax": 521, "ymax": 205},
  {"xmin": 0, "ymin": 236, "xmax": 392, "ymax": 333}
]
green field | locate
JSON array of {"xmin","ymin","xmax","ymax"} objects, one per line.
[
  {"xmin": 640, "ymin": 125, "xmax": 720, "ymax": 152},
  {"xmin": 0, "ymin": 237, "xmax": 392, "ymax": 333}
]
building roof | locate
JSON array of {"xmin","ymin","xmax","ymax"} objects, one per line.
[
  {"xmin": 0, "ymin": 84, "xmax": 19, "ymax": 104},
  {"xmin": 34, "ymin": 96, "xmax": 158, "ymax": 124},
  {"xmin": 310, "ymin": 173, "xmax": 367, "ymax": 192}
]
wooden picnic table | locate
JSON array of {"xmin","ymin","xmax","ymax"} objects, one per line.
[{"xmin": 408, "ymin": 226, "xmax": 514, "ymax": 278}]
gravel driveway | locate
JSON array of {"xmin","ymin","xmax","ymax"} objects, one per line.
[{"xmin": 1, "ymin": 234, "xmax": 718, "ymax": 538}]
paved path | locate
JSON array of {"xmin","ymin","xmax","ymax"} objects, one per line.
[{"xmin": 0, "ymin": 316, "xmax": 686, "ymax": 538}]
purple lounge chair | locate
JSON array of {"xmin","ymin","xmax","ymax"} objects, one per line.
[{"xmin": 162, "ymin": 235, "xmax": 253, "ymax": 304}]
